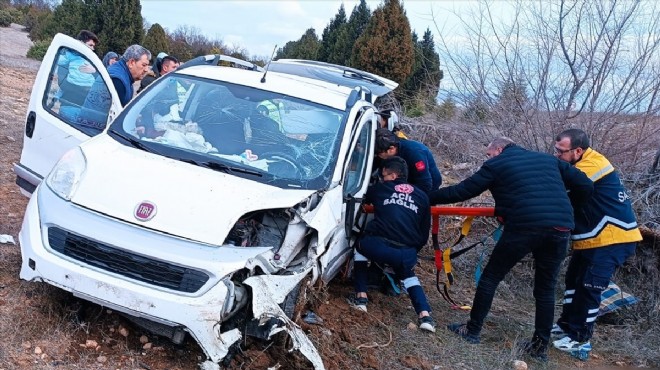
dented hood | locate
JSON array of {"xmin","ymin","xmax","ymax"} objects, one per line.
[{"xmin": 71, "ymin": 137, "xmax": 315, "ymax": 246}]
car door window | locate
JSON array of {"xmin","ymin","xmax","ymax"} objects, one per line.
[
  {"xmin": 343, "ymin": 121, "xmax": 372, "ymax": 196},
  {"xmin": 43, "ymin": 46, "xmax": 112, "ymax": 136}
]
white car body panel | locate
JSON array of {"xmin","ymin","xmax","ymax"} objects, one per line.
[
  {"xmin": 18, "ymin": 35, "xmax": 390, "ymax": 369},
  {"xmin": 14, "ymin": 33, "xmax": 121, "ymax": 195},
  {"xmin": 72, "ymin": 136, "xmax": 315, "ymax": 246}
]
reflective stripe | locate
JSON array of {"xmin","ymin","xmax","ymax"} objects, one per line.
[
  {"xmin": 588, "ymin": 308, "xmax": 600, "ymax": 314},
  {"xmin": 402, "ymin": 276, "xmax": 421, "ymax": 289},
  {"xmin": 354, "ymin": 251, "xmax": 368, "ymax": 262},
  {"xmin": 586, "ymin": 316, "xmax": 597, "ymax": 323},
  {"xmin": 571, "ymin": 216, "xmax": 639, "ymax": 240},
  {"xmin": 589, "ymin": 164, "xmax": 613, "ymax": 181},
  {"xmin": 563, "ymin": 298, "xmax": 573, "ymax": 304},
  {"xmin": 565, "ymin": 289, "xmax": 575, "ymax": 295}
]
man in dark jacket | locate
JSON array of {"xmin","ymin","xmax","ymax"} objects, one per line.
[
  {"xmin": 351, "ymin": 156, "xmax": 435, "ymax": 333},
  {"xmin": 432, "ymin": 137, "xmax": 593, "ymax": 361},
  {"xmin": 375, "ymin": 128, "xmax": 442, "ymax": 194}
]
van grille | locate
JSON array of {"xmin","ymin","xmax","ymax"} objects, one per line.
[{"xmin": 48, "ymin": 227, "xmax": 209, "ymax": 293}]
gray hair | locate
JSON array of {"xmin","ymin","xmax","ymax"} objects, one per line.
[
  {"xmin": 488, "ymin": 137, "xmax": 515, "ymax": 150},
  {"xmin": 122, "ymin": 45, "xmax": 151, "ymax": 62}
]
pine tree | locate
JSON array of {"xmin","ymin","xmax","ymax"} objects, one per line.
[
  {"xmin": 335, "ymin": 0, "xmax": 370, "ymax": 66},
  {"xmin": 87, "ymin": 0, "xmax": 144, "ymax": 57},
  {"xmin": 317, "ymin": 4, "xmax": 346, "ymax": 63},
  {"xmin": 48, "ymin": 0, "xmax": 85, "ymax": 38},
  {"xmin": 275, "ymin": 28, "xmax": 320, "ymax": 60},
  {"xmin": 401, "ymin": 28, "xmax": 442, "ymax": 106},
  {"xmin": 351, "ymin": 0, "xmax": 413, "ymax": 86},
  {"xmin": 143, "ymin": 23, "xmax": 169, "ymax": 57}
]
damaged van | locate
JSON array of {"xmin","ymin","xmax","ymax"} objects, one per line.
[{"xmin": 15, "ymin": 34, "xmax": 397, "ymax": 369}]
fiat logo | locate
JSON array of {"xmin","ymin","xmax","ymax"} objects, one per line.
[{"xmin": 134, "ymin": 201, "xmax": 157, "ymax": 221}]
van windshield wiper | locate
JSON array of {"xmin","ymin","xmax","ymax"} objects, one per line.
[
  {"xmin": 181, "ymin": 158, "xmax": 263, "ymax": 177},
  {"xmin": 108, "ymin": 129, "xmax": 158, "ymax": 154}
]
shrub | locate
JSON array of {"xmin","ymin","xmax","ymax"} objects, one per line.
[
  {"xmin": 27, "ymin": 39, "xmax": 51, "ymax": 61},
  {"xmin": 6, "ymin": 7, "xmax": 24, "ymax": 25},
  {"xmin": 0, "ymin": 9, "xmax": 12, "ymax": 27}
]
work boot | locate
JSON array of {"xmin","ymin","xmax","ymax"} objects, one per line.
[
  {"xmin": 517, "ymin": 338, "xmax": 549, "ymax": 362},
  {"xmin": 447, "ymin": 322, "xmax": 480, "ymax": 344}
]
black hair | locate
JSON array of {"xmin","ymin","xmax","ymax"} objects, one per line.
[
  {"xmin": 159, "ymin": 55, "xmax": 179, "ymax": 73},
  {"xmin": 381, "ymin": 156, "xmax": 408, "ymax": 181},
  {"xmin": 375, "ymin": 127, "xmax": 399, "ymax": 153},
  {"xmin": 556, "ymin": 128, "xmax": 590, "ymax": 150},
  {"xmin": 76, "ymin": 30, "xmax": 99, "ymax": 44}
]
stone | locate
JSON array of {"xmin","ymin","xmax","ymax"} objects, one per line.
[
  {"xmin": 118, "ymin": 326, "xmax": 129, "ymax": 337},
  {"xmin": 513, "ymin": 360, "xmax": 527, "ymax": 370}
]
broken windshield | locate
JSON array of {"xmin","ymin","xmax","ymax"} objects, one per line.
[{"xmin": 108, "ymin": 75, "xmax": 347, "ymax": 189}]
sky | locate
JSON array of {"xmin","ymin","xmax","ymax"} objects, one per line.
[{"xmin": 140, "ymin": 0, "xmax": 474, "ymax": 58}]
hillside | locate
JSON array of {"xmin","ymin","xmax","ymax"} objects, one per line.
[{"xmin": 1, "ymin": 24, "xmax": 658, "ymax": 370}]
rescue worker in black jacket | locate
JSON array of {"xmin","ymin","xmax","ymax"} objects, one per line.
[
  {"xmin": 431, "ymin": 137, "xmax": 594, "ymax": 362},
  {"xmin": 375, "ymin": 128, "xmax": 442, "ymax": 194},
  {"xmin": 351, "ymin": 156, "xmax": 436, "ymax": 333}
]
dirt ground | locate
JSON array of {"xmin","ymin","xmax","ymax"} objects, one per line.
[{"xmin": 1, "ymin": 24, "xmax": 658, "ymax": 370}]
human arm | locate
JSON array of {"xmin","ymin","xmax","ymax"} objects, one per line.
[
  {"xmin": 417, "ymin": 194, "xmax": 431, "ymax": 250},
  {"xmin": 428, "ymin": 165, "xmax": 493, "ymax": 205},
  {"xmin": 408, "ymin": 149, "xmax": 433, "ymax": 193},
  {"xmin": 558, "ymin": 160, "xmax": 594, "ymax": 207}
]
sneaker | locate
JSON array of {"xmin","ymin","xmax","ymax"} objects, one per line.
[
  {"xmin": 348, "ymin": 296, "xmax": 368, "ymax": 312},
  {"xmin": 447, "ymin": 322, "xmax": 480, "ymax": 344},
  {"xmin": 553, "ymin": 336, "xmax": 592, "ymax": 361},
  {"xmin": 418, "ymin": 316, "xmax": 436, "ymax": 333},
  {"xmin": 551, "ymin": 323, "xmax": 568, "ymax": 340},
  {"xmin": 517, "ymin": 340, "xmax": 548, "ymax": 362}
]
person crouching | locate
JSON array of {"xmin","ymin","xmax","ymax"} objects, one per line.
[{"xmin": 351, "ymin": 156, "xmax": 435, "ymax": 332}]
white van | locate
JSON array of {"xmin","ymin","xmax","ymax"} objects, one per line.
[{"xmin": 15, "ymin": 33, "xmax": 397, "ymax": 368}]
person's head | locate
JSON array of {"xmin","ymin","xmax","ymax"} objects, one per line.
[
  {"xmin": 486, "ymin": 137, "xmax": 514, "ymax": 159},
  {"xmin": 378, "ymin": 109, "xmax": 399, "ymax": 131},
  {"xmin": 375, "ymin": 128, "xmax": 399, "ymax": 159},
  {"xmin": 102, "ymin": 51, "xmax": 119, "ymax": 67},
  {"xmin": 554, "ymin": 128, "xmax": 590, "ymax": 164},
  {"xmin": 380, "ymin": 156, "xmax": 408, "ymax": 182},
  {"xmin": 122, "ymin": 45, "xmax": 152, "ymax": 81},
  {"xmin": 76, "ymin": 30, "xmax": 99, "ymax": 50},
  {"xmin": 160, "ymin": 55, "xmax": 179, "ymax": 75}
]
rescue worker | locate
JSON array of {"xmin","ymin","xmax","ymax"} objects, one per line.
[
  {"xmin": 257, "ymin": 98, "xmax": 285, "ymax": 131},
  {"xmin": 375, "ymin": 128, "xmax": 442, "ymax": 194},
  {"xmin": 551, "ymin": 128, "xmax": 642, "ymax": 359},
  {"xmin": 378, "ymin": 109, "xmax": 407, "ymax": 139},
  {"xmin": 351, "ymin": 156, "xmax": 436, "ymax": 333},
  {"xmin": 431, "ymin": 137, "xmax": 594, "ymax": 362}
]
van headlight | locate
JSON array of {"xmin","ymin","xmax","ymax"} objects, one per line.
[{"xmin": 45, "ymin": 147, "xmax": 87, "ymax": 201}]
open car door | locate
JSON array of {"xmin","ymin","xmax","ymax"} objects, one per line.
[
  {"xmin": 14, "ymin": 33, "xmax": 121, "ymax": 196},
  {"xmin": 319, "ymin": 106, "xmax": 377, "ymax": 283}
]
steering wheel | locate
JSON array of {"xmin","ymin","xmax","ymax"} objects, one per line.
[{"xmin": 260, "ymin": 151, "xmax": 304, "ymax": 177}]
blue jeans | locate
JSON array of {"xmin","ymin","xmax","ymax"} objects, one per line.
[
  {"xmin": 466, "ymin": 227, "xmax": 570, "ymax": 344},
  {"xmin": 354, "ymin": 235, "xmax": 431, "ymax": 314},
  {"xmin": 556, "ymin": 242, "xmax": 636, "ymax": 342}
]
